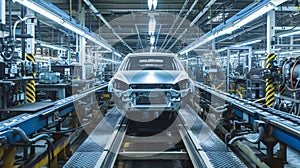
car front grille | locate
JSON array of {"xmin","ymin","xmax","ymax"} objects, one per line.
[{"xmin": 130, "ymin": 84, "xmax": 174, "ymax": 89}]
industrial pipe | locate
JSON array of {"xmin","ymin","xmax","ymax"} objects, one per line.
[
  {"xmin": 11, "ymin": 127, "xmax": 54, "ymax": 167},
  {"xmin": 228, "ymin": 126, "xmax": 265, "ymax": 145}
]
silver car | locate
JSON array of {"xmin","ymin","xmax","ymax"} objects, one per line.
[{"xmin": 108, "ymin": 52, "xmax": 194, "ymax": 112}]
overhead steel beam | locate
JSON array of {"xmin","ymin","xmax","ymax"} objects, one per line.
[
  {"xmin": 162, "ymin": 0, "xmax": 199, "ymax": 51},
  {"xmin": 267, "ymin": 10, "xmax": 276, "ymax": 53},
  {"xmin": 218, "ymin": 22, "xmax": 265, "ymax": 42},
  {"xmin": 135, "ymin": 24, "xmax": 143, "ymax": 49},
  {"xmin": 83, "ymin": 0, "xmax": 134, "ymax": 53},
  {"xmin": 155, "ymin": 24, "xmax": 162, "ymax": 51},
  {"xmin": 159, "ymin": 0, "xmax": 190, "ymax": 52},
  {"xmin": 0, "ymin": 0, "xmax": 5, "ymax": 37},
  {"xmin": 190, "ymin": 0, "xmax": 217, "ymax": 27}
]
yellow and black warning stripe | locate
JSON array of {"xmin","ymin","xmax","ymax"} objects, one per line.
[
  {"xmin": 26, "ymin": 53, "xmax": 36, "ymax": 103},
  {"xmin": 26, "ymin": 53, "xmax": 36, "ymax": 64},
  {"xmin": 265, "ymin": 54, "xmax": 276, "ymax": 107}
]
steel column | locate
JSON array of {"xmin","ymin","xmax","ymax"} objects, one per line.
[
  {"xmin": 0, "ymin": 0, "xmax": 5, "ymax": 37},
  {"xmin": 26, "ymin": 9, "xmax": 36, "ymax": 103},
  {"xmin": 78, "ymin": 5, "xmax": 86, "ymax": 80},
  {"xmin": 226, "ymin": 48, "xmax": 230, "ymax": 92},
  {"xmin": 267, "ymin": 10, "xmax": 275, "ymax": 54}
]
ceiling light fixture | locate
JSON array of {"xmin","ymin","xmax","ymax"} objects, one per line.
[
  {"xmin": 113, "ymin": 51, "xmax": 122, "ymax": 58},
  {"xmin": 40, "ymin": 43, "xmax": 66, "ymax": 51},
  {"xmin": 280, "ymin": 50, "xmax": 300, "ymax": 55},
  {"xmin": 217, "ymin": 47, "xmax": 228, "ymax": 53},
  {"xmin": 148, "ymin": 0, "xmax": 157, "ymax": 10},
  {"xmin": 153, "ymin": 0, "xmax": 157, "ymax": 10},
  {"xmin": 150, "ymin": 35, "xmax": 155, "ymax": 45},
  {"xmin": 179, "ymin": 0, "xmax": 287, "ymax": 55},
  {"xmin": 102, "ymin": 58, "xmax": 120, "ymax": 63},
  {"xmin": 279, "ymin": 30, "xmax": 300, "ymax": 37},
  {"xmin": 148, "ymin": 0, "xmax": 152, "ymax": 10},
  {"xmin": 148, "ymin": 15, "xmax": 156, "ymax": 35},
  {"xmin": 233, "ymin": 39, "xmax": 262, "ymax": 47},
  {"xmin": 150, "ymin": 46, "xmax": 155, "ymax": 52},
  {"xmin": 13, "ymin": 0, "xmax": 112, "ymax": 51}
]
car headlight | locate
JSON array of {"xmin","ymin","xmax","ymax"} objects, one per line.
[
  {"xmin": 114, "ymin": 79, "xmax": 129, "ymax": 90},
  {"xmin": 175, "ymin": 79, "xmax": 189, "ymax": 90}
]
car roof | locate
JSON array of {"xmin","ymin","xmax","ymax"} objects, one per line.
[{"xmin": 126, "ymin": 52, "xmax": 177, "ymax": 58}]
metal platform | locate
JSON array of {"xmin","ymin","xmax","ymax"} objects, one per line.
[
  {"xmin": 0, "ymin": 102, "xmax": 55, "ymax": 113},
  {"xmin": 178, "ymin": 106, "xmax": 246, "ymax": 167},
  {"xmin": 64, "ymin": 107, "xmax": 124, "ymax": 168},
  {"xmin": 65, "ymin": 106, "xmax": 246, "ymax": 167}
]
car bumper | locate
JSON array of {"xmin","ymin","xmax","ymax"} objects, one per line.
[{"xmin": 113, "ymin": 89, "xmax": 189, "ymax": 111}]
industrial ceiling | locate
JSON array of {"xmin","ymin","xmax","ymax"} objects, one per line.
[{"xmin": 6, "ymin": 0, "xmax": 300, "ymax": 57}]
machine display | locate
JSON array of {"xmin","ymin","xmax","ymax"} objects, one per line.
[{"xmin": 108, "ymin": 52, "xmax": 194, "ymax": 111}]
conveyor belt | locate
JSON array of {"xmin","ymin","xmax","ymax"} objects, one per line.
[
  {"xmin": 64, "ymin": 107, "xmax": 125, "ymax": 168},
  {"xmin": 178, "ymin": 106, "xmax": 245, "ymax": 167},
  {"xmin": 0, "ymin": 84, "xmax": 108, "ymax": 145},
  {"xmin": 65, "ymin": 106, "xmax": 246, "ymax": 167},
  {"xmin": 194, "ymin": 82, "xmax": 300, "ymax": 152}
]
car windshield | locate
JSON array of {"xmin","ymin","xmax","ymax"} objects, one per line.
[{"xmin": 121, "ymin": 56, "xmax": 183, "ymax": 71}]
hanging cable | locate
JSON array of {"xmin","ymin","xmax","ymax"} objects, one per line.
[
  {"xmin": 290, "ymin": 60, "xmax": 298, "ymax": 89},
  {"xmin": 11, "ymin": 127, "xmax": 54, "ymax": 167}
]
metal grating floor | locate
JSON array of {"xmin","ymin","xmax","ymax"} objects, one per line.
[
  {"xmin": 180, "ymin": 106, "xmax": 246, "ymax": 167},
  {"xmin": 64, "ymin": 107, "xmax": 124, "ymax": 168}
]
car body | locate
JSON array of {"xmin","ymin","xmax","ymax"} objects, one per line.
[{"xmin": 108, "ymin": 52, "xmax": 194, "ymax": 112}]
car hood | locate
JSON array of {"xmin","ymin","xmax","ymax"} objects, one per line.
[{"xmin": 114, "ymin": 70, "xmax": 189, "ymax": 84}]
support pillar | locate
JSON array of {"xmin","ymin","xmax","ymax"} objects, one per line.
[
  {"xmin": 26, "ymin": 9, "xmax": 36, "ymax": 103},
  {"xmin": 265, "ymin": 10, "xmax": 276, "ymax": 107},
  {"xmin": 79, "ymin": 36, "xmax": 86, "ymax": 80},
  {"xmin": 1, "ymin": 146, "xmax": 16, "ymax": 168},
  {"xmin": 78, "ymin": 2, "xmax": 86, "ymax": 80},
  {"xmin": 276, "ymin": 143, "xmax": 287, "ymax": 163},
  {"xmin": 265, "ymin": 54, "xmax": 276, "ymax": 107},
  {"xmin": 226, "ymin": 48, "xmax": 230, "ymax": 92},
  {"xmin": 0, "ymin": 0, "xmax": 5, "ymax": 37},
  {"xmin": 267, "ymin": 10, "xmax": 275, "ymax": 54}
]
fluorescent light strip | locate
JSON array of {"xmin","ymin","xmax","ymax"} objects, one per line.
[
  {"xmin": 102, "ymin": 58, "xmax": 119, "ymax": 63},
  {"xmin": 148, "ymin": 0, "xmax": 152, "ymax": 10},
  {"xmin": 234, "ymin": 39, "xmax": 262, "ymax": 47},
  {"xmin": 148, "ymin": 15, "xmax": 156, "ymax": 35},
  {"xmin": 150, "ymin": 36, "xmax": 155, "ymax": 45},
  {"xmin": 279, "ymin": 31, "xmax": 300, "ymax": 37},
  {"xmin": 13, "ymin": 0, "xmax": 63, "ymax": 24},
  {"xmin": 62, "ymin": 22, "xmax": 85, "ymax": 36},
  {"xmin": 217, "ymin": 47, "xmax": 228, "ymax": 53},
  {"xmin": 280, "ymin": 50, "xmax": 300, "ymax": 54},
  {"xmin": 254, "ymin": 50, "xmax": 265, "ymax": 54},
  {"xmin": 179, "ymin": 0, "xmax": 286, "ymax": 55},
  {"xmin": 148, "ymin": 0, "xmax": 157, "ymax": 10},
  {"xmin": 113, "ymin": 52, "xmax": 122, "ymax": 57},
  {"xmin": 153, "ymin": 0, "xmax": 157, "ymax": 10},
  {"xmin": 13, "ymin": 0, "xmax": 112, "ymax": 51},
  {"xmin": 41, "ymin": 43, "xmax": 66, "ymax": 51},
  {"xmin": 235, "ymin": 4, "xmax": 275, "ymax": 30}
]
